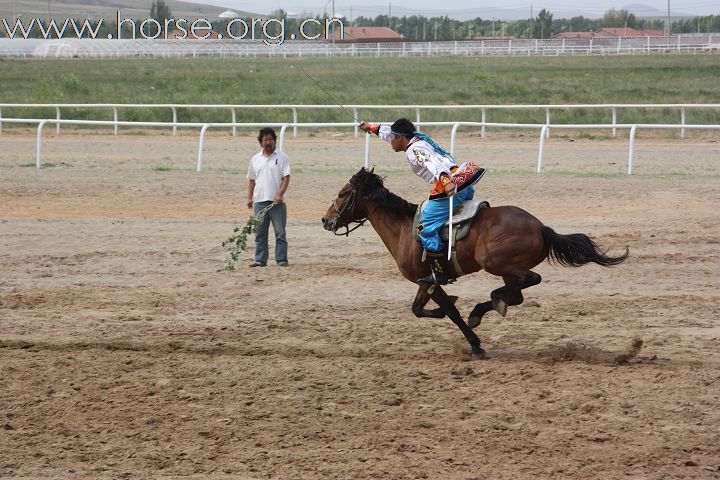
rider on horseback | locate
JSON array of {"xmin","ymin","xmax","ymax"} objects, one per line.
[{"xmin": 359, "ymin": 118, "xmax": 484, "ymax": 286}]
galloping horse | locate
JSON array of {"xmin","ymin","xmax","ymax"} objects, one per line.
[{"xmin": 322, "ymin": 168, "xmax": 628, "ymax": 358}]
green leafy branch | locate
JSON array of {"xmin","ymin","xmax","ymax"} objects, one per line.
[{"xmin": 219, "ymin": 203, "xmax": 274, "ymax": 272}]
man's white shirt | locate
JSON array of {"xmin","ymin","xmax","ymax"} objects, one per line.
[{"xmin": 247, "ymin": 149, "xmax": 291, "ymax": 202}]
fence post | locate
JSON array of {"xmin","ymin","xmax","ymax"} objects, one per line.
[
  {"xmin": 481, "ymin": 108, "xmax": 486, "ymax": 138},
  {"xmin": 55, "ymin": 106, "xmax": 61, "ymax": 136},
  {"xmin": 113, "ymin": 107, "xmax": 119, "ymax": 136},
  {"xmin": 37, "ymin": 120, "xmax": 48, "ymax": 168},
  {"xmin": 197, "ymin": 124, "xmax": 210, "ymax": 172},
  {"xmin": 354, "ymin": 108, "xmax": 359, "ymax": 137},
  {"xmin": 279, "ymin": 123, "xmax": 288, "ymax": 152},
  {"xmin": 612, "ymin": 107, "xmax": 617, "ymax": 138},
  {"xmin": 364, "ymin": 131, "xmax": 370, "ymax": 169},
  {"xmin": 680, "ymin": 107, "xmax": 686, "ymax": 139},
  {"xmin": 416, "ymin": 108, "xmax": 421, "ymax": 133},
  {"xmin": 231, "ymin": 108, "xmax": 237, "ymax": 137},
  {"xmin": 450, "ymin": 122, "xmax": 460, "ymax": 156},
  {"xmin": 172, "ymin": 107, "xmax": 178, "ymax": 136},
  {"xmin": 628, "ymin": 125, "xmax": 637, "ymax": 175},
  {"xmin": 545, "ymin": 108, "xmax": 551, "ymax": 138},
  {"xmin": 537, "ymin": 125, "xmax": 548, "ymax": 173},
  {"xmin": 292, "ymin": 107, "xmax": 298, "ymax": 138}
]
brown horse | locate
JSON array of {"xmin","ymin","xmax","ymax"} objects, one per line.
[{"xmin": 321, "ymin": 168, "xmax": 628, "ymax": 359}]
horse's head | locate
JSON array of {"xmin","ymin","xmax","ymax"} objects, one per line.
[{"xmin": 322, "ymin": 167, "xmax": 383, "ymax": 235}]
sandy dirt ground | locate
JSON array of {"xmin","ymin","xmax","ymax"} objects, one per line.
[{"xmin": 1, "ymin": 129, "xmax": 719, "ymax": 479}]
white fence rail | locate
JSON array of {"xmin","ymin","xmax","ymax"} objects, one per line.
[
  {"xmin": 1, "ymin": 36, "xmax": 718, "ymax": 59},
  {"xmin": 2, "ymin": 117, "xmax": 718, "ymax": 175},
  {"xmin": 2, "ymin": 103, "xmax": 719, "ymax": 140}
]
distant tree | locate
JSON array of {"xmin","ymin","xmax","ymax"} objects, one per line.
[
  {"xmin": 149, "ymin": 0, "xmax": 173, "ymax": 29},
  {"xmin": 568, "ymin": 16, "xmax": 596, "ymax": 32},
  {"xmin": 601, "ymin": 9, "xmax": 635, "ymax": 28},
  {"xmin": 533, "ymin": 9, "xmax": 553, "ymax": 38},
  {"xmin": 637, "ymin": 18, "xmax": 665, "ymax": 31}
]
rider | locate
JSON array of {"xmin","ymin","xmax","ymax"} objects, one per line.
[{"xmin": 359, "ymin": 118, "xmax": 484, "ymax": 286}]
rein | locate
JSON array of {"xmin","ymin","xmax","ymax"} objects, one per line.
[{"xmin": 330, "ymin": 187, "xmax": 368, "ymax": 236}]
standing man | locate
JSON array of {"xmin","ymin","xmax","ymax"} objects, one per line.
[{"xmin": 246, "ymin": 127, "xmax": 291, "ymax": 267}]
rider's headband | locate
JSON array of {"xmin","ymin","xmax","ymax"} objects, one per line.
[{"xmin": 390, "ymin": 130, "xmax": 415, "ymax": 138}]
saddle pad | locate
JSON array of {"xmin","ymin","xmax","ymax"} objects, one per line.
[{"xmin": 413, "ymin": 198, "xmax": 490, "ymax": 244}]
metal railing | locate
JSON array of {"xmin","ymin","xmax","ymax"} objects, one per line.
[
  {"xmin": 2, "ymin": 117, "xmax": 718, "ymax": 175},
  {"xmin": 1, "ymin": 36, "xmax": 718, "ymax": 58},
  {"xmin": 2, "ymin": 102, "xmax": 719, "ymax": 140}
]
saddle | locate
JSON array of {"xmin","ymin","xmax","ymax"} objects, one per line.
[
  {"xmin": 412, "ymin": 198, "xmax": 490, "ymax": 277},
  {"xmin": 412, "ymin": 198, "xmax": 491, "ymax": 244}
]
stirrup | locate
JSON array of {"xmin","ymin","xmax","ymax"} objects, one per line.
[{"xmin": 417, "ymin": 271, "xmax": 454, "ymax": 286}]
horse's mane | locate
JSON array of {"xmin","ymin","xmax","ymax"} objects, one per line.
[{"xmin": 350, "ymin": 168, "xmax": 418, "ymax": 220}]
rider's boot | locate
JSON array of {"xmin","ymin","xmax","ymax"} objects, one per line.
[{"xmin": 417, "ymin": 251, "xmax": 454, "ymax": 286}]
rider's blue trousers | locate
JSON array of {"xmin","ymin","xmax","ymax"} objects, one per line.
[{"xmin": 419, "ymin": 186, "xmax": 475, "ymax": 253}]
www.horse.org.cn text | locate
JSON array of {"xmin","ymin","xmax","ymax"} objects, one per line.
[{"xmin": 1, "ymin": 13, "xmax": 346, "ymax": 46}]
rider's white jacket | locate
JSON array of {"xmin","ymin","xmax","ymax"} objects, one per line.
[{"xmin": 377, "ymin": 125, "xmax": 456, "ymax": 184}]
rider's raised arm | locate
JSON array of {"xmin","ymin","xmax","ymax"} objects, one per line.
[
  {"xmin": 376, "ymin": 125, "xmax": 393, "ymax": 142},
  {"xmin": 359, "ymin": 122, "xmax": 392, "ymax": 143}
]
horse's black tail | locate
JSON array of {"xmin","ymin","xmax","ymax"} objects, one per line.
[{"xmin": 541, "ymin": 226, "xmax": 629, "ymax": 267}]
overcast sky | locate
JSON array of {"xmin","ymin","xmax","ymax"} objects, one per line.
[{"xmin": 194, "ymin": 0, "xmax": 719, "ymax": 19}]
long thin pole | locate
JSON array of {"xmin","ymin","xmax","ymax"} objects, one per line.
[
  {"xmin": 447, "ymin": 196, "xmax": 453, "ymax": 260},
  {"xmin": 297, "ymin": 66, "xmax": 359, "ymax": 123}
]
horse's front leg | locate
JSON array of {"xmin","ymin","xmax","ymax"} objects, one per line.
[
  {"xmin": 411, "ymin": 285, "xmax": 458, "ymax": 319},
  {"xmin": 430, "ymin": 287, "xmax": 486, "ymax": 359}
]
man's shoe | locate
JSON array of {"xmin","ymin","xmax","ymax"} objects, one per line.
[
  {"xmin": 417, "ymin": 251, "xmax": 454, "ymax": 285},
  {"xmin": 249, "ymin": 261, "xmax": 266, "ymax": 268},
  {"xmin": 277, "ymin": 261, "xmax": 289, "ymax": 267}
]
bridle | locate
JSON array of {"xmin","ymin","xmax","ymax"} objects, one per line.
[{"xmin": 328, "ymin": 185, "xmax": 368, "ymax": 236}]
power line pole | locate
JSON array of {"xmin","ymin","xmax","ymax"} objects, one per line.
[
  {"xmin": 666, "ymin": 0, "xmax": 670, "ymax": 37},
  {"xmin": 530, "ymin": 4, "xmax": 533, "ymax": 39}
]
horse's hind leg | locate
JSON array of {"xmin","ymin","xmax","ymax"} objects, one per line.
[
  {"xmin": 494, "ymin": 271, "xmax": 542, "ymax": 314},
  {"xmin": 468, "ymin": 271, "xmax": 542, "ymax": 329},
  {"xmin": 412, "ymin": 285, "xmax": 458, "ymax": 319}
]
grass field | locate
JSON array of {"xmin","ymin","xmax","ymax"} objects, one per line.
[{"xmin": 1, "ymin": 55, "xmax": 719, "ymax": 125}]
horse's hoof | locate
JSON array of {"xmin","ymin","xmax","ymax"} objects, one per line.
[
  {"xmin": 493, "ymin": 299, "xmax": 507, "ymax": 317},
  {"xmin": 471, "ymin": 348, "xmax": 487, "ymax": 360},
  {"xmin": 468, "ymin": 316, "xmax": 481, "ymax": 329}
]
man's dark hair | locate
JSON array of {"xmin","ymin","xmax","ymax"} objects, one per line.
[
  {"xmin": 258, "ymin": 127, "xmax": 277, "ymax": 144},
  {"xmin": 390, "ymin": 118, "xmax": 416, "ymax": 138}
]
